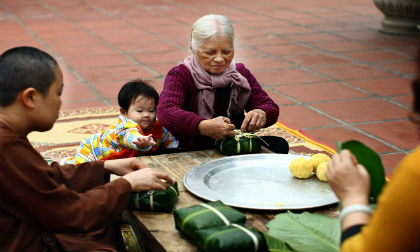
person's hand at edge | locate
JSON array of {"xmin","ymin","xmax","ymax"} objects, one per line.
[
  {"xmin": 327, "ymin": 149, "xmax": 370, "ymax": 207},
  {"xmin": 327, "ymin": 150, "xmax": 371, "ymax": 230}
]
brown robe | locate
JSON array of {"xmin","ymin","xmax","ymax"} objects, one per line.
[{"xmin": 0, "ymin": 121, "xmax": 132, "ymax": 251}]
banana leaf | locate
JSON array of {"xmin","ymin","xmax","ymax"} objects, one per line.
[
  {"xmin": 128, "ymin": 181, "xmax": 178, "ymax": 213},
  {"xmin": 262, "ymin": 235, "xmax": 294, "ymax": 252},
  {"xmin": 264, "ymin": 211, "xmax": 340, "ymax": 252},
  {"xmin": 336, "ymin": 140, "xmax": 386, "ymax": 202},
  {"xmin": 215, "ymin": 130, "xmax": 261, "ymax": 155},
  {"xmin": 173, "ymin": 200, "xmax": 246, "ymax": 240},
  {"xmin": 194, "ymin": 224, "xmax": 268, "ymax": 252}
]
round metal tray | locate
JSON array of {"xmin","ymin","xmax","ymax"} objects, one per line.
[{"xmin": 183, "ymin": 153, "xmax": 338, "ymax": 210}]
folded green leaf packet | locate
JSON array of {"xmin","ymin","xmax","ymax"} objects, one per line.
[
  {"xmin": 194, "ymin": 224, "xmax": 267, "ymax": 252},
  {"xmin": 215, "ymin": 130, "xmax": 262, "ymax": 155},
  {"xmin": 128, "ymin": 181, "xmax": 179, "ymax": 213},
  {"xmin": 173, "ymin": 200, "xmax": 246, "ymax": 240}
]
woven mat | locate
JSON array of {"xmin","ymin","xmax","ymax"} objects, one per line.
[{"xmin": 28, "ymin": 106, "xmax": 335, "ymax": 161}]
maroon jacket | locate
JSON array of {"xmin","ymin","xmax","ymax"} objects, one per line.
[
  {"xmin": 157, "ymin": 63, "xmax": 279, "ymax": 149},
  {"xmin": 0, "ymin": 122, "xmax": 131, "ymax": 251}
]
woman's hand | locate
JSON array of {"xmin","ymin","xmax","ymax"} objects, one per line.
[
  {"xmin": 123, "ymin": 168, "xmax": 174, "ymax": 192},
  {"xmin": 241, "ymin": 109, "xmax": 266, "ymax": 132},
  {"xmin": 327, "ymin": 150, "xmax": 371, "ymax": 207},
  {"xmin": 104, "ymin": 157, "xmax": 148, "ymax": 176},
  {"xmin": 197, "ymin": 116, "xmax": 236, "ymax": 140}
]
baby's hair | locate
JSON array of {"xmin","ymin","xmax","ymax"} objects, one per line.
[
  {"xmin": 118, "ymin": 79, "xmax": 159, "ymax": 111},
  {"xmin": 0, "ymin": 46, "xmax": 58, "ymax": 107}
]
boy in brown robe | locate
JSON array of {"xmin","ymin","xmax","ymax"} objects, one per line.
[{"xmin": 0, "ymin": 46, "xmax": 173, "ymax": 251}]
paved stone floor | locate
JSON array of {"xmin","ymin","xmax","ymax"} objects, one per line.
[{"xmin": 0, "ymin": 0, "xmax": 418, "ymax": 175}]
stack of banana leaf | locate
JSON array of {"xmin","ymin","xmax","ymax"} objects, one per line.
[{"xmin": 173, "ymin": 201, "xmax": 267, "ymax": 252}]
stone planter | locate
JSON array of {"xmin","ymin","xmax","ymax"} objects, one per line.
[{"xmin": 373, "ymin": 0, "xmax": 420, "ymax": 36}]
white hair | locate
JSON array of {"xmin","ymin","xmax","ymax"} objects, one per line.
[{"xmin": 190, "ymin": 14, "xmax": 234, "ymax": 52}]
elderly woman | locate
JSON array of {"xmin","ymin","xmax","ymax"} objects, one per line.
[{"xmin": 157, "ymin": 14, "xmax": 279, "ymax": 150}]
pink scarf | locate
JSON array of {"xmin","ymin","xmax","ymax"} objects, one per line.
[{"xmin": 183, "ymin": 55, "xmax": 251, "ymax": 119}]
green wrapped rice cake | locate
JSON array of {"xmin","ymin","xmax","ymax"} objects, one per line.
[
  {"xmin": 128, "ymin": 181, "xmax": 178, "ymax": 213},
  {"xmin": 173, "ymin": 201, "xmax": 246, "ymax": 240},
  {"xmin": 194, "ymin": 224, "xmax": 267, "ymax": 252},
  {"xmin": 215, "ymin": 130, "xmax": 262, "ymax": 155}
]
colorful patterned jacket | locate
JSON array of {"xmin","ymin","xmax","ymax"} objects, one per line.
[{"xmin": 62, "ymin": 115, "xmax": 178, "ymax": 164}]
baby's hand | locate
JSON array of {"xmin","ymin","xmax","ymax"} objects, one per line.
[{"xmin": 133, "ymin": 134, "xmax": 156, "ymax": 148}]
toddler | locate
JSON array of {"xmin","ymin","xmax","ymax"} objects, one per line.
[{"xmin": 63, "ymin": 80, "xmax": 179, "ymax": 164}]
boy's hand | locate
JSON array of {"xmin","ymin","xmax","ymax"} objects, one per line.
[
  {"xmin": 122, "ymin": 168, "xmax": 174, "ymax": 191},
  {"xmin": 104, "ymin": 157, "xmax": 148, "ymax": 176},
  {"xmin": 133, "ymin": 134, "xmax": 156, "ymax": 148}
]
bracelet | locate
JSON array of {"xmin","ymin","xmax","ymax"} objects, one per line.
[{"xmin": 339, "ymin": 204, "xmax": 373, "ymax": 223}]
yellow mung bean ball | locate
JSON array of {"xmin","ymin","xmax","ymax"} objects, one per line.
[
  {"xmin": 316, "ymin": 161, "xmax": 329, "ymax": 182},
  {"xmin": 289, "ymin": 157, "xmax": 313, "ymax": 179},
  {"xmin": 309, "ymin": 153, "xmax": 331, "ymax": 172}
]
